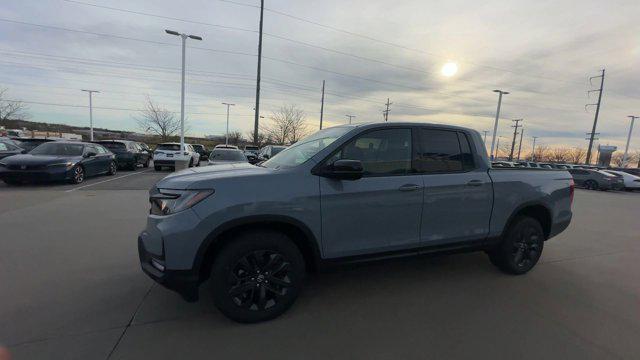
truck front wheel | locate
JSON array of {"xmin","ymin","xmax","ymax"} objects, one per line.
[
  {"xmin": 488, "ymin": 216, "xmax": 544, "ymax": 275},
  {"xmin": 209, "ymin": 230, "xmax": 305, "ymax": 323}
]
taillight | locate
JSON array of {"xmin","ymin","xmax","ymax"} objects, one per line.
[{"xmin": 569, "ymin": 179, "xmax": 575, "ymax": 206}]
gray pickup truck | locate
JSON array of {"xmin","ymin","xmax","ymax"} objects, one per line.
[{"xmin": 138, "ymin": 122, "xmax": 573, "ymax": 323}]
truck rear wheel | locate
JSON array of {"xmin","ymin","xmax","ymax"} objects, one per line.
[
  {"xmin": 209, "ymin": 230, "xmax": 305, "ymax": 323},
  {"xmin": 488, "ymin": 216, "xmax": 544, "ymax": 275}
]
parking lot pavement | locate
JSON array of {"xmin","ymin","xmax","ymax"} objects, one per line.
[{"xmin": 0, "ymin": 188, "xmax": 639, "ymax": 359}]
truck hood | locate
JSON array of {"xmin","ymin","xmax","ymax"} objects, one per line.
[{"xmin": 155, "ymin": 162, "xmax": 274, "ymax": 189}]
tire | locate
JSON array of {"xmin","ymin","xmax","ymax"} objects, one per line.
[
  {"xmin": 107, "ymin": 161, "xmax": 117, "ymax": 176},
  {"xmin": 488, "ymin": 216, "xmax": 544, "ymax": 275},
  {"xmin": 154, "ymin": 165, "xmax": 161, "ymax": 171},
  {"xmin": 143, "ymin": 158, "xmax": 150, "ymax": 168},
  {"xmin": 584, "ymin": 180, "xmax": 598, "ymax": 190},
  {"xmin": 69, "ymin": 165, "xmax": 85, "ymax": 184},
  {"xmin": 210, "ymin": 230, "xmax": 305, "ymax": 323},
  {"xmin": 196, "ymin": 159, "xmax": 200, "ymax": 167},
  {"xmin": 188, "ymin": 158, "xmax": 194, "ymax": 168}
]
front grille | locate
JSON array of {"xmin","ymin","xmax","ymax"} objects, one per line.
[{"xmin": 8, "ymin": 164, "xmax": 46, "ymax": 170}]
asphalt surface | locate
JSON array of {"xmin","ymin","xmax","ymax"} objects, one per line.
[{"xmin": 0, "ymin": 171, "xmax": 639, "ymax": 359}]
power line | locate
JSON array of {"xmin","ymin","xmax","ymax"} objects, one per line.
[{"xmin": 60, "ymin": 1, "xmax": 588, "ymax": 86}]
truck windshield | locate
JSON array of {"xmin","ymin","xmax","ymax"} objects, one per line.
[{"xmin": 262, "ymin": 126, "xmax": 352, "ymax": 169}]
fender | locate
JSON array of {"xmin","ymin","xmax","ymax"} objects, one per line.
[
  {"xmin": 498, "ymin": 200, "xmax": 553, "ymax": 240},
  {"xmin": 192, "ymin": 214, "xmax": 322, "ymax": 274}
]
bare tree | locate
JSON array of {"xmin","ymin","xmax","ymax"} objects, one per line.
[
  {"xmin": 135, "ymin": 97, "xmax": 180, "ymax": 141},
  {"xmin": 0, "ymin": 88, "xmax": 29, "ymax": 121},
  {"xmin": 245, "ymin": 130, "xmax": 268, "ymax": 147},
  {"xmin": 227, "ymin": 131, "xmax": 244, "ymax": 146},
  {"xmin": 568, "ymin": 147, "xmax": 587, "ymax": 164},
  {"xmin": 610, "ymin": 152, "xmax": 625, "ymax": 167},
  {"xmin": 264, "ymin": 105, "xmax": 309, "ymax": 145},
  {"xmin": 533, "ymin": 145, "xmax": 550, "ymax": 162},
  {"xmin": 549, "ymin": 147, "xmax": 571, "ymax": 163}
]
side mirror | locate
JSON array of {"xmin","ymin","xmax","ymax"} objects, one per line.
[
  {"xmin": 84, "ymin": 152, "xmax": 97, "ymax": 158},
  {"xmin": 320, "ymin": 159, "xmax": 364, "ymax": 180},
  {"xmin": 263, "ymin": 154, "xmax": 270, "ymax": 159},
  {"xmin": 21, "ymin": 149, "xmax": 28, "ymax": 154}
]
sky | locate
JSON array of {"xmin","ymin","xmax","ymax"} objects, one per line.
[{"xmin": 0, "ymin": 0, "xmax": 639, "ymax": 152}]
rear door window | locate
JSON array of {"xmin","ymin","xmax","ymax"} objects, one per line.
[{"xmin": 414, "ymin": 128, "xmax": 465, "ymax": 173}]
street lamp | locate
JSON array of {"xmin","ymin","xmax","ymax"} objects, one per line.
[
  {"xmin": 222, "ymin": 102, "xmax": 235, "ymax": 145},
  {"xmin": 165, "ymin": 29, "xmax": 202, "ymax": 152},
  {"xmin": 622, "ymin": 116, "xmax": 637, "ymax": 167},
  {"xmin": 81, "ymin": 89, "xmax": 99, "ymax": 141},
  {"xmin": 490, "ymin": 89, "xmax": 509, "ymax": 160}
]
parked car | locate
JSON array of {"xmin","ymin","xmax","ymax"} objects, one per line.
[
  {"xmin": 192, "ymin": 144, "xmax": 209, "ymax": 162},
  {"xmin": 609, "ymin": 167, "xmax": 640, "ymax": 177},
  {"xmin": 243, "ymin": 144, "xmax": 260, "ymax": 156},
  {"xmin": 567, "ymin": 168, "xmax": 623, "ymax": 190},
  {"xmin": 258, "ymin": 145, "xmax": 286, "ymax": 160},
  {"xmin": 0, "ymin": 140, "xmax": 24, "ymax": 160},
  {"xmin": 153, "ymin": 142, "xmax": 200, "ymax": 170},
  {"xmin": 138, "ymin": 122, "xmax": 573, "ymax": 323},
  {"xmin": 492, "ymin": 161, "xmax": 514, "ymax": 168},
  {"xmin": 602, "ymin": 170, "xmax": 640, "ymax": 191},
  {"xmin": 93, "ymin": 140, "xmax": 150, "ymax": 170},
  {"xmin": 208, "ymin": 148, "xmax": 248, "ymax": 166},
  {"xmin": 137, "ymin": 142, "xmax": 153, "ymax": 159},
  {"xmin": 0, "ymin": 141, "xmax": 116, "ymax": 185},
  {"xmin": 11, "ymin": 138, "xmax": 55, "ymax": 152}
]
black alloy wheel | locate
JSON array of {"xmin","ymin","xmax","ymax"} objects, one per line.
[
  {"xmin": 227, "ymin": 251, "xmax": 293, "ymax": 311},
  {"xmin": 488, "ymin": 216, "xmax": 544, "ymax": 275},
  {"xmin": 210, "ymin": 230, "xmax": 304, "ymax": 323},
  {"xmin": 107, "ymin": 161, "xmax": 117, "ymax": 176},
  {"xmin": 70, "ymin": 166, "xmax": 85, "ymax": 184},
  {"xmin": 585, "ymin": 180, "xmax": 598, "ymax": 190}
]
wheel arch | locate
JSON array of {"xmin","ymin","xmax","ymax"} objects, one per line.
[
  {"xmin": 502, "ymin": 202, "xmax": 552, "ymax": 240},
  {"xmin": 194, "ymin": 215, "xmax": 322, "ymax": 283}
]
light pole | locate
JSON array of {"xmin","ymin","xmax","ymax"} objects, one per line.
[
  {"xmin": 81, "ymin": 89, "xmax": 99, "ymax": 141},
  {"xmin": 622, "ymin": 115, "xmax": 637, "ymax": 167},
  {"xmin": 165, "ymin": 29, "xmax": 202, "ymax": 152},
  {"xmin": 346, "ymin": 114, "xmax": 356, "ymax": 124},
  {"xmin": 531, "ymin": 136, "xmax": 538, "ymax": 161},
  {"xmin": 222, "ymin": 102, "xmax": 235, "ymax": 145},
  {"xmin": 490, "ymin": 90, "xmax": 509, "ymax": 160},
  {"xmin": 483, "ymin": 130, "xmax": 488, "ymax": 144}
]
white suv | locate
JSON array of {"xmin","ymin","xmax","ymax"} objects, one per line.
[{"xmin": 153, "ymin": 142, "xmax": 200, "ymax": 170}]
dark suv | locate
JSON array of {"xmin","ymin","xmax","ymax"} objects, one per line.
[
  {"xmin": 192, "ymin": 144, "xmax": 209, "ymax": 162},
  {"xmin": 94, "ymin": 140, "xmax": 150, "ymax": 170}
]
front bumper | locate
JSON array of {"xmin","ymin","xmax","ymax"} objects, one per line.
[
  {"xmin": 0, "ymin": 167, "xmax": 71, "ymax": 183},
  {"xmin": 138, "ymin": 236, "xmax": 200, "ymax": 301}
]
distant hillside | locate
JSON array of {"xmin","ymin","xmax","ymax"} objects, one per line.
[{"xmin": 0, "ymin": 118, "xmax": 133, "ymax": 138}]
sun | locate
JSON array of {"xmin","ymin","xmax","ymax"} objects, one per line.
[{"xmin": 441, "ymin": 62, "xmax": 458, "ymax": 77}]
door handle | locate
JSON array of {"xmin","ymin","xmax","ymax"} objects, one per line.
[
  {"xmin": 466, "ymin": 180, "xmax": 483, "ymax": 187},
  {"xmin": 398, "ymin": 184, "xmax": 422, "ymax": 191}
]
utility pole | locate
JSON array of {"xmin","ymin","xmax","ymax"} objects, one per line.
[
  {"xmin": 165, "ymin": 29, "xmax": 202, "ymax": 152},
  {"xmin": 319, "ymin": 80, "xmax": 325, "ymax": 130},
  {"xmin": 585, "ymin": 132, "xmax": 600, "ymax": 164},
  {"xmin": 531, "ymin": 136, "xmax": 538, "ymax": 161},
  {"xmin": 81, "ymin": 89, "xmax": 99, "ymax": 141},
  {"xmin": 346, "ymin": 114, "xmax": 355, "ymax": 124},
  {"xmin": 483, "ymin": 130, "xmax": 489, "ymax": 144},
  {"xmin": 509, "ymin": 118, "xmax": 523, "ymax": 161},
  {"xmin": 222, "ymin": 102, "xmax": 235, "ymax": 145},
  {"xmin": 517, "ymin": 127, "xmax": 524, "ymax": 160},
  {"xmin": 622, "ymin": 115, "xmax": 637, "ymax": 167},
  {"xmin": 253, "ymin": 0, "xmax": 265, "ymax": 145},
  {"xmin": 585, "ymin": 69, "xmax": 605, "ymax": 165},
  {"xmin": 495, "ymin": 136, "xmax": 502, "ymax": 159},
  {"xmin": 490, "ymin": 90, "xmax": 509, "ymax": 161},
  {"xmin": 383, "ymin": 98, "xmax": 392, "ymax": 122}
]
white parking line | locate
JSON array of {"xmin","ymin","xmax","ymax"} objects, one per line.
[{"xmin": 65, "ymin": 169, "xmax": 153, "ymax": 192}]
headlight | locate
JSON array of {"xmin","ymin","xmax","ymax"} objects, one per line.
[
  {"xmin": 149, "ymin": 189, "xmax": 214, "ymax": 216},
  {"xmin": 47, "ymin": 162, "xmax": 74, "ymax": 169}
]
